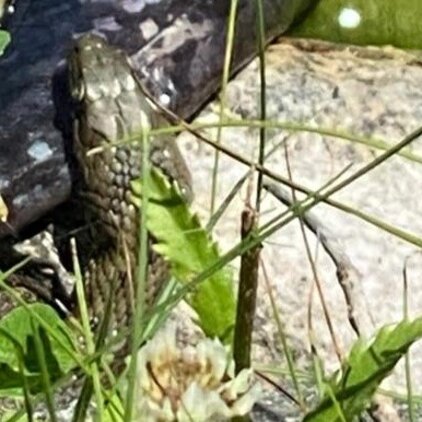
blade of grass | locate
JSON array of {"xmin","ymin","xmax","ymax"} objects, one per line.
[
  {"xmin": 72, "ymin": 277, "xmax": 118, "ymax": 422},
  {"xmin": 124, "ymin": 126, "xmax": 150, "ymax": 421},
  {"xmin": 206, "ymin": 173, "xmax": 249, "ymax": 232},
  {"xmin": 0, "ymin": 329, "xmax": 34, "ymax": 421},
  {"xmin": 71, "ymin": 239, "xmax": 104, "ymax": 422},
  {"xmin": 31, "ymin": 318, "xmax": 58, "ymax": 422},
  {"xmin": 307, "ymin": 281, "xmax": 325, "ymax": 399},
  {"xmin": 324, "ymin": 381, "xmax": 347, "ymax": 422},
  {"xmin": 379, "ymin": 388, "xmax": 422, "ymax": 405},
  {"xmin": 210, "ymin": 0, "xmax": 239, "ymax": 215},
  {"xmin": 260, "ymin": 124, "xmax": 422, "ymax": 245},
  {"xmin": 152, "ymin": 124, "xmax": 422, "ymax": 321},
  {"xmin": 145, "ymin": 119, "xmax": 422, "ymax": 165},
  {"xmin": 142, "ymin": 277, "xmax": 179, "ymax": 341},
  {"xmin": 254, "ymin": 0, "xmax": 267, "ymax": 213},
  {"xmin": 402, "ymin": 254, "xmax": 421, "ymax": 422},
  {"xmin": 206, "ymin": 135, "xmax": 289, "ymax": 232},
  {"xmin": 283, "ymin": 140, "xmax": 343, "ymax": 364},
  {"xmin": 261, "ymin": 260, "xmax": 305, "ymax": 410},
  {"xmin": 90, "ymin": 116, "xmax": 422, "ymax": 167},
  {"xmin": 139, "ymin": 89, "xmax": 422, "ymax": 248},
  {"xmin": 20, "ymin": 358, "xmax": 34, "ymax": 422}
]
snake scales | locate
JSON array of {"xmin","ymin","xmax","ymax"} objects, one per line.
[
  {"xmin": 0, "ymin": 0, "xmax": 315, "ymax": 346},
  {"xmin": 68, "ymin": 34, "xmax": 192, "ymax": 332}
]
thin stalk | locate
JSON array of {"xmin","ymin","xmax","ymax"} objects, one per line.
[
  {"xmin": 207, "ymin": 173, "xmax": 249, "ymax": 232},
  {"xmin": 254, "ymin": 0, "xmax": 267, "ymax": 212},
  {"xmin": 261, "ymin": 260, "xmax": 305, "ymax": 410},
  {"xmin": 153, "ymin": 125, "xmax": 422, "ymax": 317},
  {"xmin": 31, "ymin": 319, "xmax": 58, "ymax": 422},
  {"xmin": 210, "ymin": 0, "xmax": 238, "ymax": 215},
  {"xmin": 94, "ymin": 119, "xmax": 422, "ymax": 167},
  {"xmin": 307, "ymin": 282, "xmax": 325, "ymax": 398},
  {"xmin": 378, "ymin": 388, "xmax": 422, "ymax": 404},
  {"xmin": 73, "ymin": 277, "xmax": 117, "ymax": 422},
  {"xmin": 256, "ymin": 370, "xmax": 300, "ymax": 406},
  {"xmin": 0, "ymin": 330, "xmax": 34, "ymax": 421},
  {"xmin": 21, "ymin": 360, "xmax": 34, "ymax": 422},
  {"xmin": 403, "ymin": 255, "xmax": 418, "ymax": 422},
  {"xmin": 283, "ymin": 142, "xmax": 343, "ymax": 363},
  {"xmin": 206, "ymin": 135, "xmax": 289, "ymax": 232},
  {"xmin": 138, "ymin": 95, "xmax": 422, "ymax": 248},
  {"xmin": 124, "ymin": 127, "xmax": 150, "ymax": 421},
  {"xmin": 71, "ymin": 239, "xmax": 104, "ymax": 422},
  {"xmin": 325, "ymin": 382, "xmax": 347, "ymax": 422}
]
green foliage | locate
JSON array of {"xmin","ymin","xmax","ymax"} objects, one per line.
[
  {"xmin": 132, "ymin": 168, "xmax": 236, "ymax": 342},
  {"xmin": 290, "ymin": 0, "xmax": 422, "ymax": 49},
  {"xmin": 103, "ymin": 393, "xmax": 124, "ymax": 422},
  {"xmin": 304, "ymin": 317, "xmax": 422, "ymax": 421},
  {"xmin": 0, "ymin": 30, "xmax": 10, "ymax": 55},
  {"xmin": 0, "ymin": 304, "xmax": 77, "ymax": 396}
]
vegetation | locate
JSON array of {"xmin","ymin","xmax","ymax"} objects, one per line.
[{"xmin": 1, "ymin": 0, "xmax": 422, "ymax": 421}]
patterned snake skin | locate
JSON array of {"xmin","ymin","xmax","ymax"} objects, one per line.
[{"xmin": 68, "ymin": 34, "xmax": 192, "ymax": 331}]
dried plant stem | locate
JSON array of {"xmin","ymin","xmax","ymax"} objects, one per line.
[
  {"xmin": 264, "ymin": 184, "xmax": 374, "ymax": 338},
  {"xmin": 234, "ymin": 206, "xmax": 261, "ymax": 373}
]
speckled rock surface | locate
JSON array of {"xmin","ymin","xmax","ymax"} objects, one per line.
[{"xmin": 178, "ymin": 38, "xmax": 422, "ymax": 414}]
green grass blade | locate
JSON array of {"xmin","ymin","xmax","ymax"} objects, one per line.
[
  {"xmin": 124, "ymin": 128, "xmax": 150, "ymax": 422},
  {"xmin": 31, "ymin": 319, "xmax": 58, "ymax": 422},
  {"xmin": 71, "ymin": 239, "xmax": 104, "ymax": 422},
  {"xmin": 210, "ymin": 0, "xmax": 239, "ymax": 215},
  {"xmin": 254, "ymin": 0, "xmax": 267, "ymax": 212}
]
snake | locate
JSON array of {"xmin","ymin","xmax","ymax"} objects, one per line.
[
  {"xmin": 67, "ymin": 33, "xmax": 192, "ymax": 330},
  {"xmin": 0, "ymin": 0, "xmax": 315, "ymax": 335},
  {"xmin": 0, "ymin": 0, "xmax": 314, "ymax": 238}
]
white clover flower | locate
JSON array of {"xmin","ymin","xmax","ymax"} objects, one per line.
[{"xmin": 135, "ymin": 324, "xmax": 261, "ymax": 421}]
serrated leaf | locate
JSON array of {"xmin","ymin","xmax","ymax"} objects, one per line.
[
  {"xmin": 0, "ymin": 304, "xmax": 77, "ymax": 395},
  {"xmin": 304, "ymin": 317, "xmax": 422, "ymax": 421},
  {"xmin": 132, "ymin": 169, "xmax": 236, "ymax": 342}
]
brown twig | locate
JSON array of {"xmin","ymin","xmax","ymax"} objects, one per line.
[{"xmin": 234, "ymin": 204, "xmax": 261, "ymax": 374}]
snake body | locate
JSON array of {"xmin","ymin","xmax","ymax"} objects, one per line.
[
  {"xmin": 68, "ymin": 34, "xmax": 192, "ymax": 329},
  {"xmin": 0, "ymin": 0, "xmax": 315, "ymax": 333}
]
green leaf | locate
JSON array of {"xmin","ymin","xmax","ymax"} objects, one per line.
[
  {"xmin": 103, "ymin": 393, "xmax": 124, "ymax": 422},
  {"xmin": 0, "ymin": 410, "xmax": 29, "ymax": 422},
  {"xmin": 304, "ymin": 317, "xmax": 422, "ymax": 421},
  {"xmin": 0, "ymin": 304, "xmax": 77, "ymax": 395},
  {"xmin": 0, "ymin": 30, "xmax": 10, "ymax": 56},
  {"xmin": 132, "ymin": 169, "xmax": 236, "ymax": 342}
]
